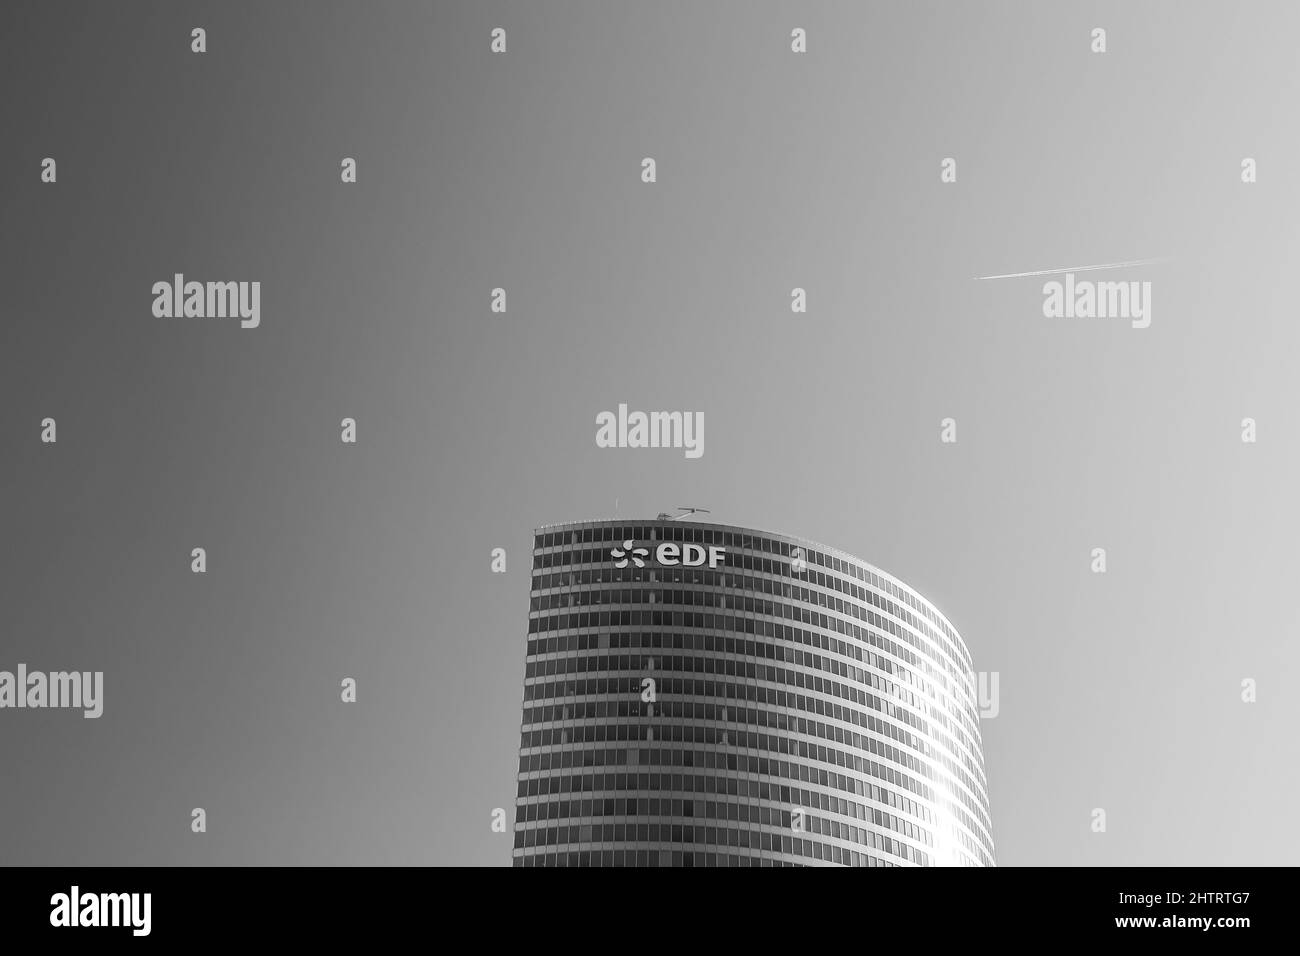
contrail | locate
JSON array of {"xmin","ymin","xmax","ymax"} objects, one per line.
[{"xmin": 974, "ymin": 257, "xmax": 1171, "ymax": 280}]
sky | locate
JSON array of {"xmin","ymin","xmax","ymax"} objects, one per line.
[{"xmin": 1, "ymin": 1, "xmax": 1297, "ymax": 866}]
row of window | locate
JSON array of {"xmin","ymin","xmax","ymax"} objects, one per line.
[
  {"xmin": 525, "ymin": 622, "xmax": 981, "ymax": 755},
  {"xmin": 522, "ymin": 646, "xmax": 973, "ymax": 761},
  {"xmin": 516, "ymin": 762, "xmax": 934, "ymax": 833},
  {"xmin": 523, "ymin": 674, "xmax": 988, "ymax": 819},
  {"xmin": 530, "ymin": 582, "xmax": 975, "ymax": 708},
  {"xmin": 518, "ymin": 727, "xmax": 947, "ymax": 822},
  {"xmin": 514, "ymin": 743, "xmax": 992, "ymax": 862},
  {"xmin": 513, "ymin": 849, "xmax": 900, "ymax": 868},
  {"xmin": 520, "ymin": 694, "xmax": 987, "ymax": 822},
  {"xmin": 528, "ymin": 581, "xmax": 973, "ymax": 704},
  {"xmin": 533, "ymin": 523, "xmax": 958, "ymax": 663},
  {"xmin": 531, "ymin": 555, "xmax": 972, "ymax": 681},
  {"xmin": 526, "ymin": 650, "xmax": 942, "ymax": 737},
  {"xmin": 513, "ymin": 821, "xmax": 928, "ymax": 866},
  {"xmin": 515, "ymin": 777, "xmax": 930, "ymax": 832},
  {"xmin": 532, "ymin": 525, "xmax": 967, "ymax": 672},
  {"xmin": 514, "ymin": 794, "xmax": 933, "ymax": 861}
]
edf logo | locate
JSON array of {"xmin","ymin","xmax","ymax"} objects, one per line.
[{"xmin": 611, "ymin": 540, "xmax": 726, "ymax": 569}]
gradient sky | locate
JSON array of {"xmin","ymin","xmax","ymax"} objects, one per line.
[{"xmin": 2, "ymin": 1, "xmax": 1297, "ymax": 866}]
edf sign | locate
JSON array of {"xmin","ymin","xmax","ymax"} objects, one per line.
[{"xmin": 611, "ymin": 540, "xmax": 726, "ymax": 570}]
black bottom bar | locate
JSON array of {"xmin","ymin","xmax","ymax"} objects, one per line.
[{"xmin": 0, "ymin": 866, "xmax": 1282, "ymax": 943}]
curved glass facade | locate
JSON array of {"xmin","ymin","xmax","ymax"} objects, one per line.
[{"xmin": 511, "ymin": 519, "xmax": 995, "ymax": 867}]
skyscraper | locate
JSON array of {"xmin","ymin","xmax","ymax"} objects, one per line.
[{"xmin": 512, "ymin": 518, "xmax": 995, "ymax": 867}]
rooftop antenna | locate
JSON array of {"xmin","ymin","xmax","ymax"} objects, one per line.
[{"xmin": 657, "ymin": 507, "xmax": 711, "ymax": 521}]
